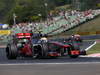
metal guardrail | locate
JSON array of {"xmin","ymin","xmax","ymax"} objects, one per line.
[{"xmin": 81, "ymin": 35, "xmax": 100, "ymax": 40}]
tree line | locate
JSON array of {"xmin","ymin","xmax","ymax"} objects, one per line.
[{"xmin": 0, "ymin": 0, "xmax": 98, "ymax": 24}]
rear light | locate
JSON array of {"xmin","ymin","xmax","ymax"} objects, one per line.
[
  {"xmin": 24, "ymin": 33, "xmax": 31, "ymax": 36},
  {"xmin": 16, "ymin": 33, "xmax": 24, "ymax": 36},
  {"xmin": 16, "ymin": 33, "xmax": 31, "ymax": 38},
  {"xmin": 71, "ymin": 50, "xmax": 79, "ymax": 55}
]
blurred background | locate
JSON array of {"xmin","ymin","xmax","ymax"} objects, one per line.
[{"xmin": 0, "ymin": 0, "xmax": 100, "ymax": 41}]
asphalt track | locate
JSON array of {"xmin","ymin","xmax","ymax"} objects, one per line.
[
  {"xmin": 0, "ymin": 41, "xmax": 100, "ymax": 75},
  {"xmin": 0, "ymin": 63, "xmax": 100, "ymax": 75}
]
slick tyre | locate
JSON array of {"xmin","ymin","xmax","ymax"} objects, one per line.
[
  {"xmin": 6, "ymin": 44, "xmax": 18, "ymax": 59},
  {"xmin": 33, "ymin": 45, "xmax": 42, "ymax": 58}
]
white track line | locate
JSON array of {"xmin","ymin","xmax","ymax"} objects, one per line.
[
  {"xmin": 0, "ymin": 45, "xmax": 6, "ymax": 48},
  {"xmin": 0, "ymin": 62, "xmax": 100, "ymax": 66},
  {"xmin": 85, "ymin": 41, "xmax": 96, "ymax": 51}
]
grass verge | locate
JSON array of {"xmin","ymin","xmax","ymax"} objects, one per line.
[{"xmin": 87, "ymin": 42, "xmax": 100, "ymax": 54}]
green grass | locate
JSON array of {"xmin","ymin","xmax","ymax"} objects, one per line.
[{"xmin": 87, "ymin": 42, "xmax": 100, "ymax": 54}]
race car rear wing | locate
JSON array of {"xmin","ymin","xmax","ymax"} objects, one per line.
[{"xmin": 16, "ymin": 33, "xmax": 32, "ymax": 38}]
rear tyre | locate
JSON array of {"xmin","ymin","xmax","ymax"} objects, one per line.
[
  {"xmin": 6, "ymin": 44, "xmax": 18, "ymax": 59},
  {"xmin": 33, "ymin": 45, "xmax": 43, "ymax": 58}
]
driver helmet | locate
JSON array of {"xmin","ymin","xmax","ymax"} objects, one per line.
[{"xmin": 40, "ymin": 37, "xmax": 48, "ymax": 42}]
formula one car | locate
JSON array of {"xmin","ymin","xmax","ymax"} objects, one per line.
[
  {"xmin": 6, "ymin": 33, "xmax": 33, "ymax": 59},
  {"xmin": 31, "ymin": 34, "xmax": 86, "ymax": 58},
  {"xmin": 6, "ymin": 33, "xmax": 86, "ymax": 59}
]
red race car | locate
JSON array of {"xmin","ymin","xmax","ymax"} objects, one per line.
[
  {"xmin": 6, "ymin": 33, "xmax": 33, "ymax": 59},
  {"xmin": 6, "ymin": 33, "xmax": 86, "ymax": 59}
]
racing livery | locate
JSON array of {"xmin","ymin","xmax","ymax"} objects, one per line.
[{"xmin": 6, "ymin": 33, "xmax": 86, "ymax": 59}]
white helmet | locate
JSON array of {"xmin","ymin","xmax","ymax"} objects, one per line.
[{"xmin": 40, "ymin": 37, "xmax": 48, "ymax": 42}]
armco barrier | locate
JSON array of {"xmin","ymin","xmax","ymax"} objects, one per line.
[
  {"xmin": 81, "ymin": 35, "xmax": 100, "ymax": 40},
  {"xmin": 50, "ymin": 35, "xmax": 100, "ymax": 41}
]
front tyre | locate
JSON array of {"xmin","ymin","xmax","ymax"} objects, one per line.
[{"xmin": 6, "ymin": 44, "xmax": 18, "ymax": 59}]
